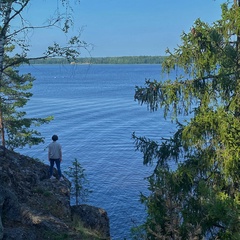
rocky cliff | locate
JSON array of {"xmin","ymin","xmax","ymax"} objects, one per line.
[{"xmin": 0, "ymin": 146, "xmax": 110, "ymax": 240}]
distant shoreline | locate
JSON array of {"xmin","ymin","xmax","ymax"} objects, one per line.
[{"xmin": 29, "ymin": 56, "xmax": 166, "ymax": 65}]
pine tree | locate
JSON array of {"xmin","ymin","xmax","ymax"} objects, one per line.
[
  {"xmin": 64, "ymin": 158, "xmax": 91, "ymax": 205},
  {"xmin": 134, "ymin": 1, "xmax": 240, "ymax": 239}
]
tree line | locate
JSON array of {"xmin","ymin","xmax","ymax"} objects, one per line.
[{"xmin": 29, "ymin": 56, "xmax": 165, "ymax": 64}]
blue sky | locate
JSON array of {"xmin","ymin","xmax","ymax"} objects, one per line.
[{"xmin": 23, "ymin": 0, "xmax": 226, "ymax": 57}]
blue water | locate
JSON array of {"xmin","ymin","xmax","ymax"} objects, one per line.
[{"xmin": 17, "ymin": 64, "xmax": 176, "ymax": 239}]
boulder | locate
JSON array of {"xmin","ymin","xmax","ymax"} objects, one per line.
[{"xmin": 71, "ymin": 204, "xmax": 110, "ymax": 239}]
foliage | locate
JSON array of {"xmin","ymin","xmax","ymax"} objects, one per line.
[
  {"xmin": 0, "ymin": 0, "xmax": 89, "ymax": 149},
  {"xmin": 0, "ymin": 55, "xmax": 53, "ymax": 149},
  {"xmin": 133, "ymin": 1, "xmax": 240, "ymax": 239},
  {"xmin": 64, "ymin": 158, "xmax": 91, "ymax": 205}
]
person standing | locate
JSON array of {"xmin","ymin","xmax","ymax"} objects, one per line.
[{"xmin": 48, "ymin": 134, "xmax": 63, "ymax": 181}]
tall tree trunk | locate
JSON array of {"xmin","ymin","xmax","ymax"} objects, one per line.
[
  {"xmin": 0, "ymin": 109, "xmax": 5, "ymax": 148},
  {"xmin": 233, "ymin": 0, "xmax": 240, "ymax": 117},
  {"xmin": 236, "ymin": 0, "xmax": 240, "ymax": 68},
  {"xmin": 0, "ymin": 1, "xmax": 12, "ymax": 147}
]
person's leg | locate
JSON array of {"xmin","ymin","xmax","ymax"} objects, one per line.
[
  {"xmin": 55, "ymin": 159, "xmax": 62, "ymax": 179},
  {"xmin": 49, "ymin": 159, "xmax": 55, "ymax": 177}
]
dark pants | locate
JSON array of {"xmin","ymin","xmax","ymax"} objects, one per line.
[{"xmin": 49, "ymin": 159, "xmax": 62, "ymax": 178}]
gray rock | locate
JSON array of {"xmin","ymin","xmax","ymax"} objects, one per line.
[
  {"xmin": 71, "ymin": 204, "xmax": 111, "ymax": 239},
  {"xmin": 0, "ymin": 146, "xmax": 111, "ymax": 240}
]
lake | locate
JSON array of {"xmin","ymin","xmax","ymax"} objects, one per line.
[{"xmin": 17, "ymin": 64, "xmax": 176, "ymax": 239}]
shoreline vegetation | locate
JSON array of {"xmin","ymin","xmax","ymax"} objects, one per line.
[{"xmin": 29, "ymin": 56, "xmax": 166, "ymax": 65}]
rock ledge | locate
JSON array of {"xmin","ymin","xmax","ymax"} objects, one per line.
[{"xmin": 0, "ymin": 146, "xmax": 110, "ymax": 240}]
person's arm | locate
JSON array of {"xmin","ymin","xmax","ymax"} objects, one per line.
[
  {"xmin": 60, "ymin": 146, "xmax": 62, "ymax": 162},
  {"xmin": 48, "ymin": 146, "xmax": 50, "ymax": 161}
]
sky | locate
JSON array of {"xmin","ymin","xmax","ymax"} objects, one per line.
[{"xmin": 21, "ymin": 0, "xmax": 226, "ymax": 58}]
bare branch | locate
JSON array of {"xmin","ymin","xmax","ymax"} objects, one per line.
[{"xmin": 6, "ymin": 18, "xmax": 61, "ymax": 39}]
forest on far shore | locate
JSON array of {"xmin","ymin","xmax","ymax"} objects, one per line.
[{"xmin": 29, "ymin": 56, "xmax": 166, "ymax": 64}]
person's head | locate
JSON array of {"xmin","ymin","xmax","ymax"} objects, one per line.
[{"xmin": 52, "ymin": 135, "xmax": 58, "ymax": 141}]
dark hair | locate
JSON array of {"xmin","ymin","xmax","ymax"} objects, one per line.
[{"xmin": 52, "ymin": 135, "xmax": 58, "ymax": 141}]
